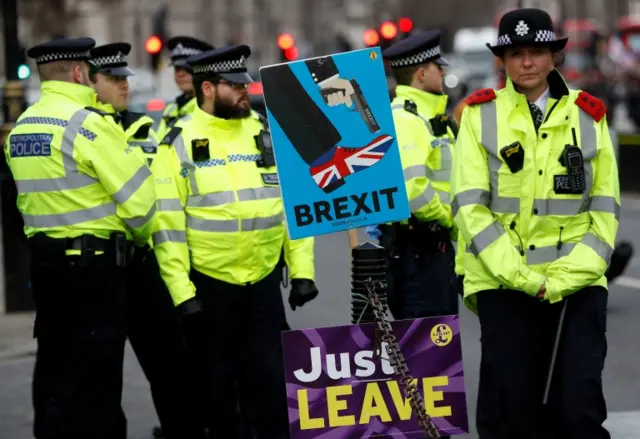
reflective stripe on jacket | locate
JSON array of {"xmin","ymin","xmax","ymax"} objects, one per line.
[
  {"xmin": 152, "ymin": 106, "xmax": 314, "ymax": 306},
  {"xmin": 6, "ymin": 81, "xmax": 156, "ymax": 245},
  {"xmin": 452, "ymin": 73, "xmax": 619, "ymax": 307}
]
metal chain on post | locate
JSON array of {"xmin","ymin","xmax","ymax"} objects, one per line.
[{"xmin": 364, "ymin": 277, "xmax": 441, "ymax": 438}]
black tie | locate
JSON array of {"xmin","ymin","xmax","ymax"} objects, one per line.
[{"xmin": 528, "ymin": 101, "xmax": 544, "ymax": 131}]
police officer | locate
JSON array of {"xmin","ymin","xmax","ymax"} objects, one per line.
[
  {"xmin": 375, "ymin": 30, "xmax": 458, "ymax": 321},
  {"xmin": 89, "ymin": 42, "xmax": 206, "ymax": 439},
  {"xmin": 452, "ymin": 8, "xmax": 618, "ymax": 438},
  {"xmin": 5, "ymin": 37, "xmax": 156, "ymax": 439},
  {"xmin": 152, "ymin": 45, "xmax": 318, "ymax": 438},
  {"xmin": 156, "ymin": 36, "xmax": 214, "ymax": 140}
]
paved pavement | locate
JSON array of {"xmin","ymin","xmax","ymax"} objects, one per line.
[{"xmin": 2, "ymin": 198, "xmax": 640, "ymax": 438}]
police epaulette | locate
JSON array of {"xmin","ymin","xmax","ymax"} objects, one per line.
[
  {"xmin": 463, "ymin": 88, "xmax": 497, "ymax": 106},
  {"xmin": 256, "ymin": 112, "xmax": 269, "ymax": 130},
  {"xmin": 160, "ymin": 126, "xmax": 183, "ymax": 146},
  {"xmin": 575, "ymin": 91, "xmax": 606, "ymax": 122},
  {"xmin": 84, "ymin": 106, "xmax": 109, "ymax": 117},
  {"xmin": 403, "ymin": 99, "xmax": 418, "ymax": 115},
  {"xmin": 85, "ymin": 106, "xmax": 122, "ymax": 124}
]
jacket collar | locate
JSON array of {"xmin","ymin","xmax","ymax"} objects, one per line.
[
  {"xmin": 504, "ymin": 69, "xmax": 569, "ymax": 106},
  {"xmin": 394, "ymin": 85, "xmax": 448, "ymax": 115},
  {"xmin": 41, "ymin": 81, "xmax": 98, "ymax": 107},
  {"xmin": 192, "ymin": 105, "xmax": 243, "ymax": 131},
  {"xmin": 503, "ymin": 69, "xmax": 571, "ymax": 131}
]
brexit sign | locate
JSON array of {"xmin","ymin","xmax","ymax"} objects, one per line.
[{"xmin": 259, "ymin": 47, "xmax": 410, "ymax": 240}]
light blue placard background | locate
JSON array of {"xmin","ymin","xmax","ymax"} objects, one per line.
[{"xmin": 260, "ymin": 47, "xmax": 410, "ymax": 240}]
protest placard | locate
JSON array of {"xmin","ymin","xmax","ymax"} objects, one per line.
[
  {"xmin": 282, "ymin": 316, "xmax": 469, "ymax": 437},
  {"xmin": 260, "ymin": 47, "xmax": 410, "ymax": 240}
]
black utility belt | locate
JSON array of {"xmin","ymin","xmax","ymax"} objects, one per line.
[
  {"xmin": 29, "ymin": 232, "xmax": 131, "ymax": 267},
  {"xmin": 66, "ymin": 234, "xmax": 110, "ymax": 251}
]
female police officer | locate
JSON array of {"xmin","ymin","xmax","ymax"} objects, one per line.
[{"xmin": 452, "ymin": 8, "xmax": 617, "ymax": 438}]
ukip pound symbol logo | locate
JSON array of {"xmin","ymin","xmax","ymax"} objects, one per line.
[
  {"xmin": 515, "ymin": 20, "xmax": 529, "ymax": 36},
  {"xmin": 430, "ymin": 323, "xmax": 453, "ymax": 347}
]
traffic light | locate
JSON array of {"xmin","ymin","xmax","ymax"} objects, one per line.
[
  {"xmin": 379, "ymin": 21, "xmax": 398, "ymax": 50},
  {"xmin": 398, "ymin": 17, "xmax": 413, "ymax": 38},
  {"xmin": 363, "ymin": 29, "xmax": 380, "ymax": 47},
  {"xmin": 148, "ymin": 5, "xmax": 168, "ymax": 73},
  {"xmin": 277, "ymin": 33, "xmax": 298, "ymax": 62},
  {"xmin": 16, "ymin": 44, "xmax": 30, "ymax": 80},
  {"xmin": 145, "ymin": 35, "xmax": 163, "ymax": 72}
]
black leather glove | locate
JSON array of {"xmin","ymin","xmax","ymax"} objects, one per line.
[
  {"xmin": 288, "ymin": 279, "xmax": 318, "ymax": 311},
  {"xmin": 176, "ymin": 298, "xmax": 206, "ymax": 350}
]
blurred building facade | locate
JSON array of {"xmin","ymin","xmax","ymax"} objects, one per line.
[{"xmin": 0, "ymin": 0, "xmax": 636, "ymax": 74}]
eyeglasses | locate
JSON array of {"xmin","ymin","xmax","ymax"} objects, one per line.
[{"xmin": 218, "ymin": 80, "xmax": 248, "ymax": 90}]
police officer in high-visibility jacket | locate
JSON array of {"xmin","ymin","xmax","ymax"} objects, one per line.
[
  {"xmin": 5, "ymin": 37, "xmax": 156, "ymax": 439},
  {"xmin": 452, "ymin": 8, "xmax": 618, "ymax": 438},
  {"xmin": 156, "ymin": 36, "xmax": 214, "ymax": 140},
  {"xmin": 152, "ymin": 45, "xmax": 317, "ymax": 438},
  {"xmin": 375, "ymin": 31, "xmax": 458, "ymax": 321},
  {"xmin": 89, "ymin": 42, "xmax": 206, "ymax": 439}
]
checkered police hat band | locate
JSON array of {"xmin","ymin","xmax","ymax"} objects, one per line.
[
  {"xmin": 171, "ymin": 46, "xmax": 203, "ymax": 58},
  {"xmin": 36, "ymin": 50, "xmax": 91, "ymax": 64},
  {"xmin": 192, "ymin": 56, "xmax": 248, "ymax": 74},
  {"xmin": 389, "ymin": 46, "xmax": 441, "ymax": 68},
  {"xmin": 92, "ymin": 53, "xmax": 127, "ymax": 67},
  {"xmin": 497, "ymin": 30, "xmax": 557, "ymax": 46}
]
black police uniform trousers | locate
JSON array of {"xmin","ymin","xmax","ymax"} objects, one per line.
[
  {"xmin": 476, "ymin": 286, "xmax": 610, "ymax": 439},
  {"xmin": 28, "ymin": 234, "xmax": 127, "ymax": 439},
  {"xmin": 190, "ymin": 267, "xmax": 290, "ymax": 439},
  {"xmin": 384, "ymin": 234, "xmax": 459, "ymax": 320},
  {"xmin": 121, "ymin": 251, "xmax": 207, "ymax": 439}
]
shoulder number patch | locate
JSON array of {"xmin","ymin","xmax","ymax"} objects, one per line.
[
  {"xmin": 191, "ymin": 138, "xmax": 210, "ymax": 162},
  {"xmin": 261, "ymin": 172, "xmax": 279, "ymax": 185}
]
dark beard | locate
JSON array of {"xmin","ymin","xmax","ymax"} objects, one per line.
[{"xmin": 213, "ymin": 99, "xmax": 251, "ymax": 119}]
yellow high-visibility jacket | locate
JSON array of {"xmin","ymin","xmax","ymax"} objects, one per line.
[
  {"xmin": 390, "ymin": 85, "xmax": 455, "ymax": 229},
  {"xmin": 5, "ymin": 80, "xmax": 156, "ymax": 245},
  {"xmin": 452, "ymin": 71, "xmax": 619, "ymax": 310},
  {"xmin": 152, "ymin": 106, "xmax": 315, "ymax": 306}
]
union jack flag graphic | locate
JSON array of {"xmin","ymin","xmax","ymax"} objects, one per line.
[{"xmin": 309, "ymin": 134, "xmax": 394, "ymax": 190}]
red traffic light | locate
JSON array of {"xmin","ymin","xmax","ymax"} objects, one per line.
[
  {"xmin": 363, "ymin": 29, "xmax": 380, "ymax": 46},
  {"xmin": 380, "ymin": 21, "xmax": 398, "ymax": 40},
  {"xmin": 399, "ymin": 17, "xmax": 413, "ymax": 33},
  {"xmin": 277, "ymin": 33, "xmax": 295, "ymax": 50},
  {"xmin": 145, "ymin": 35, "xmax": 162, "ymax": 54},
  {"xmin": 284, "ymin": 46, "xmax": 299, "ymax": 60}
]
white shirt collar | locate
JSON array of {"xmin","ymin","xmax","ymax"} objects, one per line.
[{"xmin": 533, "ymin": 86, "xmax": 550, "ymax": 115}]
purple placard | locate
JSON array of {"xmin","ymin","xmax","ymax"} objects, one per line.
[{"xmin": 281, "ymin": 316, "xmax": 469, "ymax": 438}]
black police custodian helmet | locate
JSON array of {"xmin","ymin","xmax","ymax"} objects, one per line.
[
  {"xmin": 90, "ymin": 42, "xmax": 134, "ymax": 77},
  {"xmin": 186, "ymin": 45, "xmax": 253, "ymax": 84},
  {"xmin": 167, "ymin": 36, "xmax": 214, "ymax": 68},
  {"xmin": 27, "ymin": 37, "xmax": 95, "ymax": 65},
  {"xmin": 488, "ymin": 8, "xmax": 568, "ymax": 57},
  {"xmin": 382, "ymin": 30, "xmax": 449, "ymax": 68}
]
